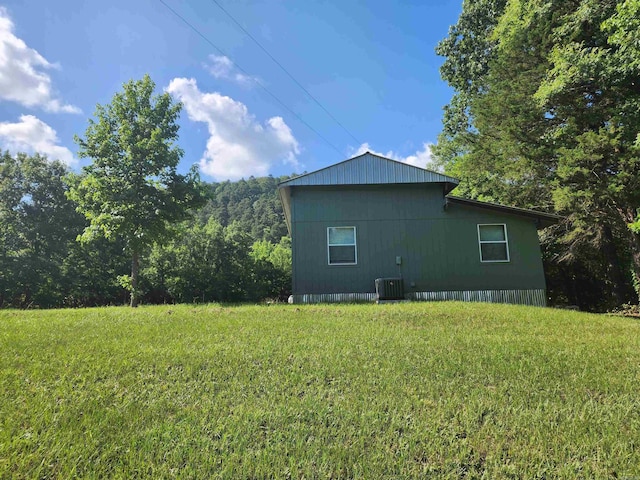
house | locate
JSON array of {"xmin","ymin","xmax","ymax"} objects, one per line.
[{"xmin": 278, "ymin": 152, "xmax": 560, "ymax": 306}]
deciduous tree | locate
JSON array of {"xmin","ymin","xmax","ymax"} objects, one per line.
[
  {"xmin": 69, "ymin": 75, "xmax": 204, "ymax": 307},
  {"xmin": 0, "ymin": 152, "xmax": 83, "ymax": 307}
]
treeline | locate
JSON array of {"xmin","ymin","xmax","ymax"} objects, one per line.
[
  {"xmin": 0, "ymin": 152, "xmax": 291, "ymax": 308},
  {"xmin": 197, "ymin": 176, "xmax": 289, "ymax": 244},
  {"xmin": 435, "ymin": 0, "xmax": 640, "ymax": 311}
]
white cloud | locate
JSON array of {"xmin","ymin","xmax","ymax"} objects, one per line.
[
  {"xmin": 167, "ymin": 77, "xmax": 300, "ymax": 180},
  {"xmin": 204, "ymin": 55, "xmax": 256, "ymax": 86},
  {"xmin": 0, "ymin": 7, "xmax": 80, "ymax": 113},
  {"xmin": 353, "ymin": 142, "xmax": 440, "ymax": 171},
  {"xmin": 0, "ymin": 115, "xmax": 75, "ymax": 165}
]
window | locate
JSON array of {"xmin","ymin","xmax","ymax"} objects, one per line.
[
  {"xmin": 478, "ymin": 224, "xmax": 510, "ymax": 262},
  {"xmin": 327, "ymin": 227, "xmax": 357, "ymax": 265}
]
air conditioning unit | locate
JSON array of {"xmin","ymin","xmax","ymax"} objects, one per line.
[{"xmin": 375, "ymin": 278, "xmax": 405, "ymax": 300}]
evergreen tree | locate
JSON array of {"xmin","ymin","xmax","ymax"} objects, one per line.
[{"xmin": 434, "ymin": 0, "xmax": 640, "ymax": 309}]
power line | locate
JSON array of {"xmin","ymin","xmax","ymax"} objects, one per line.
[
  {"xmin": 208, "ymin": 0, "xmax": 363, "ymax": 146},
  {"xmin": 158, "ymin": 0, "xmax": 345, "ymax": 157}
]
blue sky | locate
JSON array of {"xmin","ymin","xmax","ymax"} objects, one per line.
[{"xmin": 0, "ymin": 0, "xmax": 461, "ymax": 181}]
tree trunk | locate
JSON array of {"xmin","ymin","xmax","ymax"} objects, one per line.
[{"xmin": 130, "ymin": 250, "xmax": 139, "ymax": 308}]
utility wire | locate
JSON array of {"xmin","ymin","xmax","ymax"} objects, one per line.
[
  {"xmin": 158, "ymin": 0, "xmax": 345, "ymax": 157},
  {"xmin": 208, "ymin": 0, "xmax": 363, "ymax": 146}
]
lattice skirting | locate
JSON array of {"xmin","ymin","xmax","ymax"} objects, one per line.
[{"xmin": 291, "ymin": 289, "xmax": 546, "ymax": 307}]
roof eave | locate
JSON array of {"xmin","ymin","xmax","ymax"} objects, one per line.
[
  {"xmin": 279, "ymin": 186, "xmax": 292, "ymax": 235},
  {"xmin": 446, "ymin": 195, "xmax": 562, "ymax": 229}
]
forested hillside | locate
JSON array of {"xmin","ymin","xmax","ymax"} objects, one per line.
[
  {"xmin": 197, "ymin": 176, "xmax": 290, "ymax": 244},
  {"xmin": 0, "ymin": 151, "xmax": 292, "ymax": 308},
  {"xmin": 434, "ymin": 0, "xmax": 640, "ymax": 311}
]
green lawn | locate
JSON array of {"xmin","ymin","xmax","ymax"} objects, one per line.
[{"xmin": 1, "ymin": 303, "xmax": 639, "ymax": 478}]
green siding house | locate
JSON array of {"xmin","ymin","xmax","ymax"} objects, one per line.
[{"xmin": 278, "ymin": 152, "xmax": 559, "ymax": 306}]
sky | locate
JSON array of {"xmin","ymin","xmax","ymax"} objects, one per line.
[{"xmin": 0, "ymin": 0, "xmax": 462, "ymax": 181}]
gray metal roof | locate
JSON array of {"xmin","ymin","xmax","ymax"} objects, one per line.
[
  {"xmin": 446, "ymin": 196, "xmax": 562, "ymax": 229},
  {"xmin": 278, "ymin": 152, "xmax": 459, "ymax": 190}
]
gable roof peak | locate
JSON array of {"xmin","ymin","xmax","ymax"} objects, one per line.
[{"xmin": 278, "ymin": 151, "xmax": 459, "ymax": 189}]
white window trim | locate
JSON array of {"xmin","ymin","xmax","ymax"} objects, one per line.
[
  {"xmin": 327, "ymin": 226, "xmax": 357, "ymax": 266},
  {"xmin": 477, "ymin": 223, "xmax": 510, "ymax": 263}
]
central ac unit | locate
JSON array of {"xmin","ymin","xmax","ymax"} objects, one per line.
[{"xmin": 375, "ymin": 277, "xmax": 405, "ymax": 300}]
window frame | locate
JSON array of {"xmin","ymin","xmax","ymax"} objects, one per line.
[
  {"xmin": 477, "ymin": 223, "xmax": 510, "ymax": 263},
  {"xmin": 327, "ymin": 226, "xmax": 357, "ymax": 266}
]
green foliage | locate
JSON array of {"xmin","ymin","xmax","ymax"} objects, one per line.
[
  {"xmin": 0, "ymin": 151, "xmax": 131, "ymax": 307},
  {"xmin": 0, "ymin": 152, "xmax": 82, "ymax": 307},
  {"xmin": 143, "ymin": 220, "xmax": 291, "ymax": 303},
  {"xmin": 116, "ymin": 274, "xmax": 134, "ymax": 293},
  {"xmin": 250, "ymin": 236, "xmax": 292, "ymax": 300},
  {"xmin": 0, "ymin": 151, "xmax": 291, "ymax": 308},
  {"xmin": 531, "ymin": 0, "xmax": 640, "ymax": 300},
  {"xmin": 60, "ymin": 237, "xmax": 129, "ymax": 307},
  {"xmin": 435, "ymin": 0, "xmax": 640, "ymax": 309},
  {"xmin": 69, "ymin": 75, "xmax": 205, "ymax": 306},
  {"xmin": 145, "ymin": 219, "xmax": 233, "ymax": 303},
  {"xmin": 432, "ymin": 0, "xmax": 508, "ymax": 168},
  {"xmin": 631, "ymin": 266, "xmax": 640, "ymax": 300},
  {"xmin": 436, "ymin": 0, "xmax": 508, "ymax": 96},
  {"xmin": 603, "ymin": 0, "xmax": 640, "ymax": 76},
  {"xmin": 198, "ymin": 175, "xmax": 290, "ymax": 243},
  {"xmin": 251, "ymin": 237, "xmax": 292, "ymax": 276},
  {"xmin": 2, "ymin": 303, "xmax": 640, "ymax": 477}
]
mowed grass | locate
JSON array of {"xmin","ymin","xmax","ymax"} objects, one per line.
[{"xmin": 1, "ymin": 303, "xmax": 639, "ymax": 478}]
